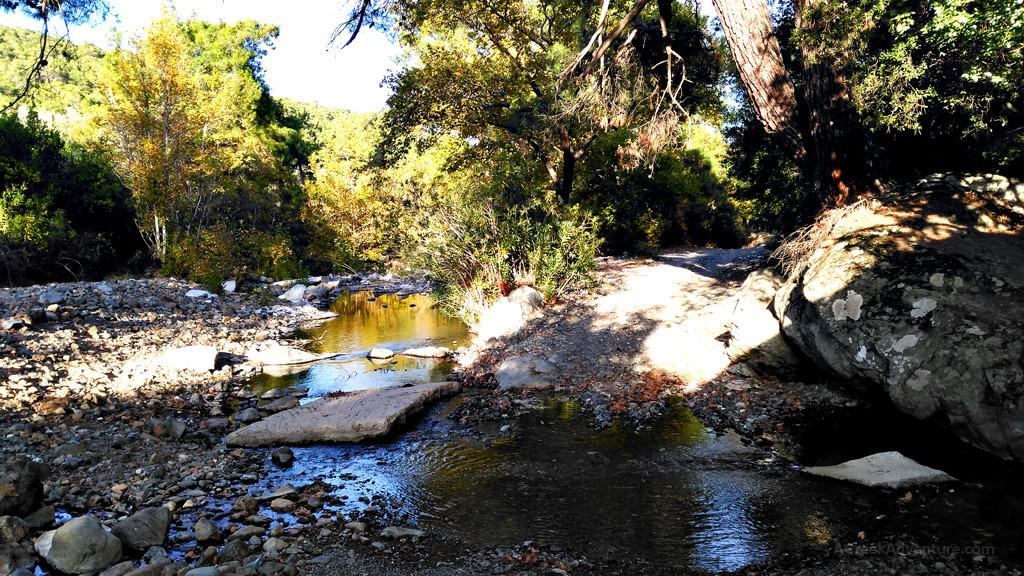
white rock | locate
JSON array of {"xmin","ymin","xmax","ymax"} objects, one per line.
[
  {"xmin": 803, "ymin": 451, "xmax": 956, "ymax": 489},
  {"xmin": 222, "ymin": 279, "xmax": 237, "ymax": 294},
  {"xmin": 368, "ymin": 347, "xmax": 395, "ymax": 360},
  {"xmin": 472, "ymin": 286, "xmax": 544, "ymax": 344},
  {"xmin": 400, "ymin": 346, "xmax": 452, "ymax": 358},
  {"xmin": 278, "ymin": 284, "xmax": 307, "ymax": 303},
  {"xmin": 185, "ymin": 289, "xmax": 215, "ymax": 299}
]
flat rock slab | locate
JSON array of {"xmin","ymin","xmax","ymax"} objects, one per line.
[
  {"xmin": 803, "ymin": 451, "xmax": 956, "ymax": 489},
  {"xmin": 401, "ymin": 346, "xmax": 452, "ymax": 358},
  {"xmin": 226, "ymin": 382, "xmax": 461, "ymax": 447}
]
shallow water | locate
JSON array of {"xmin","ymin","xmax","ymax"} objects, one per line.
[
  {"xmin": 250, "ymin": 292, "xmax": 468, "ymax": 399},
  {"xmin": 244, "ymin": 290, "xmax": 1024, "ymax": 573}
]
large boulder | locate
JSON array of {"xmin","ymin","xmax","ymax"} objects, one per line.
[
  {"xmin": 35, "ymin": 516, "xmax": 122, "ymax": 574},
  {"xmin": 472, "ymin": 286, "xmax": 544, "ymax": 344},
  {"xmin": 111, "ymin": 507, "xmax": 169, "ymax": 552},
  {"xmin": 724, "ymin": 268, "xmax": 802, "ymax": 373},
  {"xmin": 775, "ymin": 174, "xmax": 1024, "ymax": 460},
  {"xmin": 0, "ymin": 457, "xmax": 49, "ymax": 517}
]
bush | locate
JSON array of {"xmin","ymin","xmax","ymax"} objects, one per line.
[
  {"xmin": 0, "ymin": 112, "xmax": 145, "ymax": 285},
  {"xmin": 415, "ymin": 199, "xmax": 599, "ymax": 323}
]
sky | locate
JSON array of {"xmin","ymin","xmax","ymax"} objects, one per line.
[{"xmin": 0, "ymin": 0, "xmax": 403, "ymax": 112}]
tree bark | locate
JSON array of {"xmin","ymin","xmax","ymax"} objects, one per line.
[
  {"xmin": 710, "ymin": 0, "xmax": 806, "ymax": 162},
  {"xmin": 712, "ymin": 0, "xmax": 877, "ymax": 207},
  {"xmin": 794, "ymin": 0, "xmax": 872, "ymax": 205}
]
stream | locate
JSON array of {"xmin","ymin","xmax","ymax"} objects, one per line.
[{"xmin": 231, "ymin": 291, "xmax": 1024, "ymax": 573}]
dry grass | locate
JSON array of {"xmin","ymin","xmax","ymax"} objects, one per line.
[{"xmin": 772, "ymin": 199, "xmax": 882, "ymax": 277}]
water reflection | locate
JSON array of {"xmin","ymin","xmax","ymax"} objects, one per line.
[
  {"xmin": 249, "ymin": 293, "xmax": 818, "ymax": 572},
  {"xmin": 250, "ymin": 292, "xmax": 468, "ymax": 398},
  {"xmin": 258, "ymin": 398, "xmax": 802, "ymax": 572}
]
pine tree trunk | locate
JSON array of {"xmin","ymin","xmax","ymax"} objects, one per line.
[
  {"xmin": 710, "ymin": 0, "xmax": 807, "ymax": 162},
  {"xmin": 795, "ymin": 0, "xmax": 873, "ymax": 205},
  {"xmin": 712, "ymin": 0, "xmax": 877, "ymax": 207}
]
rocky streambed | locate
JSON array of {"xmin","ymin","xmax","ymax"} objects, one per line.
[{"xmin": 2, "ymin": 266, "xmax": 1024, "ymax": 576}]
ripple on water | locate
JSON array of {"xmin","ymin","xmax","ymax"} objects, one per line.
[{"xmin": 246, "ymin": 292, "xmax": 838, "ymax": 572}]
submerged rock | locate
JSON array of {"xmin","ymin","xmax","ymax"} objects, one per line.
[
  {"xmin": 36, "ymin": 516, "xmax": 122, "ymax": 574},
  {"xmin": 379, "ymin": 526, "xmax": 425, "ymax": 539},
  {"xmin": 400, "ymin": 346, "xmax": 452, "ymax": 358},
  {"xmin": 803, "ymin": 451, "xmax": 956, "ymax": 489},
  {"xmin": 226, "ymin": 382, "xmax": 462, "ymax": 446},
  {"xmin": 776, "ymin": 174, "xmax": 1024, "ymax": 460},
  {"xmin": 247, "ymin": 343, "xmax": 325, "ymax": 366},
  {"xmin": 495, "ymin": 356, "xmax": 557, "ymax": 390}
]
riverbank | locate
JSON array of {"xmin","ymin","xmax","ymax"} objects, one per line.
[{"xmin": 2, "ymin": 262, "xmax": 1023, "ymax": 576}]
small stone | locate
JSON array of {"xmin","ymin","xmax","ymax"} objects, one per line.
[
  {"xmin": 344, "ymin": 521, "xmax": 367, "ymax": 534},
  {"xmin": 237, "ymin": 408, "xmax": 260, "ymax": 424},
  {"xmin": 227, "ymin": 525, "xmax": 264, "ymax": 541},
  {"xmin": 271, "ymin": 447, "xmax": 294, "ymax": 467},
  {"xmin": 270, "ymin": 499, "xmax": 295, "ymax": 513},
  {"xmin": 262, "ymin": 537, "xmax": 288, "ymax": 555},
  {"xmin": 193, "ymin": 517, "xmax": 220, "ymax": 542},
  {"xmin": 379, "ymin": 526, "xmax": 425, "ymax": 539},
  {"xmin": 0, "ymin": 516, "xmax": 28, "ymax": 543}
]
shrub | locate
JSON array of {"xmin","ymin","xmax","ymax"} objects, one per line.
[{"xmin": 415, "ymin": 199, "xmax": 599, "ymax": 323}]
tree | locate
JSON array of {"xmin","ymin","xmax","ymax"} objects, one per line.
[
  {"xmin": 711, "ymin": 0, "xmax": 874, "ymax": 207},
  {"xmin": 98, "ymin": 11, "xmax": 267, "ymax": 261},
  {"xmin": 338, "ymin": 1, "xmax": 723, "ymax": 207},
  {"xmin": 0, "ymin": 0, "xmax": 107, "ymax": 113}
]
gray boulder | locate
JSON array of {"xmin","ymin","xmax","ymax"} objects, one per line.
[
  {"xmin": 775, "ymin": 173, "xmax": 1024, "ymax": 460},
  {"xmin": 35, "ymin": 516, "xmax": 122, "ymax": 574},
  {"xmin": 37, "ymin": 289, "xmax": 65, "ymax": 306},
  {"xmin": 0, "ymin": 457, "xmax": 49, "ymax": 517},
  {"xmin": 111, "ymin": 507, "xmax": 169, "ymax": 552},
  {"xmin": 724, "ymin": 268, "xmax": 801, "ymax": 373}
]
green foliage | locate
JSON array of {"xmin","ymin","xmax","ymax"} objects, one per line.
[
  {"xmin": 0, "ymin": 112, "xmax": 142, "ymax": 284},
  {"xmin": 419, "ymin": 199, "xmax": 599, "ymax": 324},
  {"xmin": 796, "ymin": 0, "xmax": 1024, "ymax": 176},
  {"xmin": 95, "ymin": 12, "xmax": 310, "ymax": 284},
  {"xmin": 0, "ymin": 24, "xmax": 106, "ymax": 123},
  {"xmin": 578, "ymin": 121, "xmax": 747, "ymax": 251}
]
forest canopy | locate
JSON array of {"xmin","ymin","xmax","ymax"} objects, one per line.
[{"xmin": 1, "ymin": 0, "xmax": 1022, "ymax": 318}]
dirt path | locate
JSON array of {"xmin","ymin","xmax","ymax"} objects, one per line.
[{"xmin": 468, "ymin": 246, "xmax": 771, "ymax": 404}]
